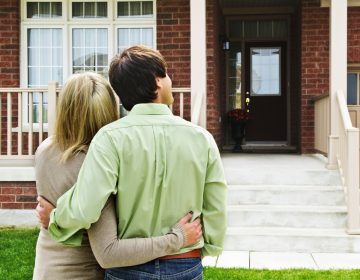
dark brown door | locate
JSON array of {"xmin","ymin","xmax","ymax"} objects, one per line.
[{"xmin": 244, "ymin": 42, "xmax": 287, "ymax": 141}]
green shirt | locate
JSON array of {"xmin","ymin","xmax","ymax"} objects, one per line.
[{"xmin": 49, "ymin": 103, "xmax": 227, "ymax": 256}]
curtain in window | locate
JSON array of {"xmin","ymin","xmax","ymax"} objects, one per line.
[
  {"xmin": 28, "ymin": 28, "xmax": 62, "ymax": 122},
  {"xmin": 72, "ymin": 28, "xmax": 108, "ymax": 76},
  {"xmin": 118, "ymin": 28, "xmax": 153, "ymax": 52}
]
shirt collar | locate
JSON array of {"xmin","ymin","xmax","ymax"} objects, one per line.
[{"xmin": 129, "ymin": 103, "xmax": 173, "ymax": 116}]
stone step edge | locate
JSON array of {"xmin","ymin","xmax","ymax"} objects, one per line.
[
  {"xmin": 227, "ymin": 185, "xmax": 343, "ymax": 191},
  {"xmin": 226, "ymin": 226, "xmax": 360, "ymax": 238},
  {"xmin": 227, "ymin": 205, "xmax": 347, "ymax": 213}
]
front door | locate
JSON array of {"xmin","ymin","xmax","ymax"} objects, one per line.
[{"xmin": 244, "ymin": 42, "xmax": 287, "ymax": 142}]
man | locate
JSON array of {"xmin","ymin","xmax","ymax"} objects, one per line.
[{"xmin": 37, "ymin": 45, "xmax": 227, "ymax": 279}]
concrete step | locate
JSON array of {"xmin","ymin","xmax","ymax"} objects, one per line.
[
  {"xmin": 225, "ymin": 168, "xmax": 342, "ymax": 186},
  {"xmin": 224, "ymin": 227, "xmax": 360, "ymax": 253},
  {"xmin": 227, "ymin": 185, "xmax": 345, "ymax": 206},
  {"xmin": 227, "ymin": 205, "xmax": 347, "ymax": 228}
]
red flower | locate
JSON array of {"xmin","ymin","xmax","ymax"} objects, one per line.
[{"xmin": 227, "ymin": 108, "xmax": 250, "ymax": 122}]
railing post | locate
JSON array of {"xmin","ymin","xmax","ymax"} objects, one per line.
[
  {"xmin": 327, "ymin": 135, "xmax": 339, "ymax": 169},
  {"xmin": 346, "ymin": 128, "xmax": 360, "ymax": 234},
  {"xmin": 48, "ymin": 81, "xmax": 58, "ymax": 136}
]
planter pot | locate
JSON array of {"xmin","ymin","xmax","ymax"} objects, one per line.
[{"xmin": 231, "ymin": 121, "xmax": 246, "ymax": 152}]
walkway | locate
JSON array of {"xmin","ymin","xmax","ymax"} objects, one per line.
[{"xmin": 202, "ymin": 251, "xmax": 360, "ymax": 269}]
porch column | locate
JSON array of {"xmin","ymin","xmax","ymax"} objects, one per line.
[
  {"xmin": 190, "ymin": 0, "xmax": 207, "ymax": 128},
  {"xmin": 327, "ymin": 0, "xmax": 347, "ymax": 169}
]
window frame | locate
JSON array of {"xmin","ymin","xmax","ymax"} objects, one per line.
[{"xmin": 20, "ymin": 0, "xmax": 157, "ymax": 125}]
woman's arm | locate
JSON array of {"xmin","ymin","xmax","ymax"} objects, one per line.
[{"xmin": 87, "ymin": 197, "xmax": 202, "ymax": 268}]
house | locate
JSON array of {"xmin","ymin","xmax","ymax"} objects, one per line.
[{"xmin": 1, "ymin": 0, "xmax": 360, "ymax": 250}]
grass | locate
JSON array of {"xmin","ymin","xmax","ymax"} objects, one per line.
[
  {"xmin": 0, "ymin": 227, "xmax": 39, "ymax": 280},
  {"xmin": 1, "ymin": 228, "xmax": 360, "ymax": 279}
]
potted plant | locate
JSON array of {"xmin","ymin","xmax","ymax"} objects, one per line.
[{"xmin": 227, "ymin": 108, "xmax": 250, "ymax": 152}]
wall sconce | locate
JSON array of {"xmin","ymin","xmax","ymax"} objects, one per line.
[{"xmin": 220, "ymin": 36, "xmax": 230, "ymax": 51}]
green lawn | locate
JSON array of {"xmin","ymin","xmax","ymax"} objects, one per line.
[{"xmin": 1, "ymin": 228, "xmax": 360, "ymax": 280}]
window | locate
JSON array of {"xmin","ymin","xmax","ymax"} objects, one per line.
[
  {"xmin": 250, "ymin": 47, "xmax": 281, "ymax": 96},
  {"xmin": 21, "ymin": 0, "xmax": 156, "ymax": 123},
  {"xmin": 347, "ymin": 71, "xmax": 360, "ymax": 105}
]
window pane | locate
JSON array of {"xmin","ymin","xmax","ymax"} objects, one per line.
[
  {"xmin": 244, "ymin": 21, "xmax": 257, "ymax": 39},
  {"xmin": 39, "ymin": 2, "xmax": 50, "ymax": 18},
  {"xmin": 28, "ymin": 28, "xmax": 63, "ymax": 87},
  {"xmin": 84, "ymin": 2, "xmax": 95, "ymax": 17},
  {"xmin": 118, "ymin": 2, "xmax": 129, "ymax": 16},
  {"xmin": 118, "ymin": 29, "xmax": 129, "ymax": 51},
  {"xmin": 273, "ymin": 20, "xmax": 288, "ymax": 38},
  {"xmin": 27, "ymin": 2, "xmax": 39, "ymax": 18},
  {"xmin": 72, "ymin": 28, "xmax": 108, "ymax": 74},
  {"xmin": 118, "ymin": 28, "xmax": 153, "ymax": 51},
  {"xmin": 347, "ymin": 73, "xmax": 357, "ymax": 105},
  {"xmin": 142, "ymin": 28, "xmax": 153, "ymax": 47},
  {"xmin": 229, "ymin": 20, "xmax": 243, "ymax": 39},
  {"xmin": 251, "ymin": 48, "xmax": 280, "ymax": 95},
  {"xmin": 129, "ymin": 28, "xmax": 141, "ymax": 45},
  {"xmin": 130, "ymin": 2, "xmax": 141, "ymax": 16},
  {"xmin": 51, "ymin": 2, "xmax": 62, "ymax": 17},
  {"xmin": 72, "ymin": 2, "xmax": 83, "ymax": 18},
  {"xmin": 97, "ymin": 2, "xmax": 107, "ymax": 17},
  {"xmin": 142, "ymin": 1, "xmax": 153, "ymax": 16},
  {"xmin": 259, "ymin": 21, "xmax": 272, "ymax": 38}
]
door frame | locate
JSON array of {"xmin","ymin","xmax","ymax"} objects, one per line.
[{"xmin": 223, "ymin": 15, "xmax": 292, "ymax": 149}]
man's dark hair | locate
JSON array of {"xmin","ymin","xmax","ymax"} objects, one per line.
[{"xmin": 108, "ymin": 45, "xmax": 167, "ymax": 111}]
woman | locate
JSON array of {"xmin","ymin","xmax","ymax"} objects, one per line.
[{"xmin": 33, "ymin": 72, "xmax": 202, "ymax": 279}]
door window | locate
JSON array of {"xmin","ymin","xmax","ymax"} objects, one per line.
[{"xmin": 250, "ymin": 47, "xmax": 281, "ymax": 96}]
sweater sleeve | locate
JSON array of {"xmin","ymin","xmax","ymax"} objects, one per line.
[{"xmin": 87, "ymin": 197, "xmax": 186, "ymax": 268}]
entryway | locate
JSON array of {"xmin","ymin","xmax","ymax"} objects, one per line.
[{"xmin": 220, "ymin": 0, "xmax": 301, "ymax": 152}]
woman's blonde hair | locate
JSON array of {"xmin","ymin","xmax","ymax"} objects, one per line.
[{"xmin": 53, "ymin": 72, "xmax": 119, "ymax": 162}]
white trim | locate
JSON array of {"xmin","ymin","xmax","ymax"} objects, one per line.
[
  {"xmin": 0, "ymin": 167, "xmax": 35, "ymax": 181},
  {"xmin": 321, "ymin": 0, "xmax": 360, "ymax": 7},
  {"xmin": 0, "ymin": 210, "xmax": 38, "ymax": 227},
  {"xmin": 328, "ymin": 0, "xmax": 347, "ymax": 168},
  {"xmin": 190, "ymin": 0, "xmax": 207, "ymax": 128}
]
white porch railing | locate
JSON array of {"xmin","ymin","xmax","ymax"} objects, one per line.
[
  {"xmin": 170, "ymin": 87, "xmax": 191, "ymax": 119},
  {"xmin": 0, "ymin": 81, "xmax": 59, "ymax": 161},
  {"xmin": 0, "ymin": 84, "xmax": 190, "ymax": 162},
  {"xmin": 335, "ymin": 90, "xmax": 360, "ymax": 234},
  {"xmin": 314, "ymin": 94, "xmax": 330, "ymax": 154}
]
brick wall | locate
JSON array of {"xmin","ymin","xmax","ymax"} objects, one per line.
[
  {"xmin": 157, "ymin": 0, "xmax": 191, "ymax": 121},
  {"xmin": 301, "ymin": 2, "xmax": 360, "ymax": 153},
  {"xmin": 348, "ymin": 7, "xmax": 360, "ymax": 63},
  {"xmin": 0, "ymin": 182, "xmax": 37, "ymax": 209},
  {"xmin": 157, "ymin": 0, "xmax": 223, "ymax": 146},
  {"xmin": 206, "ymin": 0, "xmax": 223, "ymax": 145},
  {"xmin": 301, "ymin": 0, "xmax": 329, "ymax": 153},
  {"xmin": 0, "ymin": 0, "xmax": 20, "ymax": 156},
  {"xmin": 0, "ymin": 0, "xmax": 19, "ymax": 87}
]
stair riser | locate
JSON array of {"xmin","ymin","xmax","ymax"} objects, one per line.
[
  {"xmin": 225, "ymin": 169, "xmax": 342, "ymax": 186},
  {"xmin": 228, "ymin": 211, "xmax": 347, "ymax": 228},
  {"xmin": 227, "ymin": 190, "xmax": 345, "ymax": 206},
  {"xmin": 224, "ymin": 234, "xmax": 360, "ymax": 253}
]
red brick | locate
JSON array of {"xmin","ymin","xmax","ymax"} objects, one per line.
[
  {"xmin": 1, "ymin": 187, "xmax": 22, "ymax": 195},
  {"xmin": 1, "ymin": 202, "xmax": 23, "ymax": 209},
  {"xmin": 0, "ymin": 195, "xmax": 15, "ymax": 202}
]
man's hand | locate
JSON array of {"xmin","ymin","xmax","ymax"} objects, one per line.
[{"xmin": 36, "ymin": 196, "xmax": 55, "ymax": 229}]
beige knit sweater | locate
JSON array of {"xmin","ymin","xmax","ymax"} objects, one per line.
[{"xmin": 33, "ymin": 137, "xmax": 185, "ymax": 280}]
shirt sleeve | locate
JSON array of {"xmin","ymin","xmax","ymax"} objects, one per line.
[
  {"xmin": 201, "ymin": 134, "xmax": 228, "ymax": 257},
  {"xmin": 48, "ymin": 131, "xmax": 119, "ymax": 246},
  {"xmin": 87, "ymin": 196, "xmax": 185, "ymax": 268}
]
